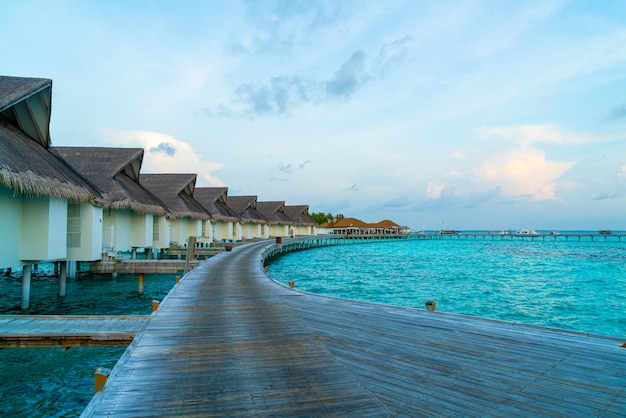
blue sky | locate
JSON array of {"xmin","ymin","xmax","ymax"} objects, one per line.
[{"xmin": 3, "ymin": 0, "xmax": 626, "ymax": 230}]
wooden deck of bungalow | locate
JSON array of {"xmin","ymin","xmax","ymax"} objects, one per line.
[
  {"xmin": 82, "ymin": 238, "xmax": 626, "ymax": 417},
  {"xmin": 0, "ymin": 315, "xmax": 150, "ymax": 348}
]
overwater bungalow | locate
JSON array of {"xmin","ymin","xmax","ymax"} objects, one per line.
[
  {"xmin": 256, "ymin": 201, "xmax": 295, "ymax": 237},
  {"xmin": 284, "ymin": 205, "xmax": 318, "ymax": 236},
  {"xmin": 139, "ymin": 174, "xmax": 210, "ymax": 247},
  {"xmin": 193, "ymin": 187, "xmax": 240, "ymax": 242},
  {"xmin": 0, "ymin": 76, "xmax": 103, "ymax": 307},
  {"xmin": 54, "ymin": 147, "xmax": 169, "ymax": 256},
  {"xmin": 226, "ymin": 195, "xmax": 269, "ymax": 240}
]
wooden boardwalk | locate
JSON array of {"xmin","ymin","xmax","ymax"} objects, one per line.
[
  {"xmin": 0, "ymin": 315, "xmax": 150, "ymax": 348},
  {"xmin": 82, "ymin": 240, "xmax": 626, "ymax": 417}
]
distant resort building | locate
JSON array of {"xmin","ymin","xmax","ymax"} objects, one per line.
[{"xmin": 319, "ymin": 217, "xmax": 409, "ymax": 235}]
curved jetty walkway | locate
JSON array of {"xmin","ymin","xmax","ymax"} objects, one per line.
[{"xmin": 83, "ymin": 239, "xmax": 626, "ymax": 417}]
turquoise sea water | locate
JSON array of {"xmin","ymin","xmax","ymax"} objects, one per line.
[
  {"xmin": 2, "ymin": 236, "xmax": 625, "ymax": 416},
  {"xmin": 0, "ymin": 266, "xmax": 177, "ymax": 417},
  {"xmin": 267, "ymin": 236, "xmax": 626, "ymax": 338}
]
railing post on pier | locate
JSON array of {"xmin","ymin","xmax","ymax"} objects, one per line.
[
  {"xmin": 94, "ymin": 368, "xmax": 111, "ymax": 392},
  {"xmin": 138, "ymin": 273, "xmax": 145, "ymax": 294}
]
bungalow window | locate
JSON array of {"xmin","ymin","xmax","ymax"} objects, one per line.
[{"xmin": 67, "ymin": 203, "xmax": 81, "ymax": 248}]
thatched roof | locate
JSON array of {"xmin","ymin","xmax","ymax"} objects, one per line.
[
  {"xmin": 0, "ymin": 76, "xmax": 52, "ymax": 148},
  {"xmin": 194, "ymin": 187, "xmax": 240, "ymax": 223},
  {"xmin": 140, "ymin": 174, "xmax": 210, "ymax": 220},
  {"xmin": 54, "ymin": 147, "xmax": 167, "ymax": 215},
  {"xmin": 227, "ymin": 195, "xmax": 268, "ymax": 224},
  {"xmin": 284, "ymin": 205, "xmax": 317, "ymax": 226},
  {"xmin": 256, "ymin": 201, "xmax": 294, "ymax": 225},
  {"xmin": 320, "ymin": 217, "xmax": 367, "ymax": 229},
  {"xmin": 370, "ymin": 219, "xmax": 400, "ymax": 228},
  {"xmin": 0, "ymin": 117, "xmax": 99, "ymax": 203},
  {"xmin": 320, "ymin": 217, "xmax": 402, "ymax": 231}
]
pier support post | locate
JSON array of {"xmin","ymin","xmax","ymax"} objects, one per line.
[
  {"xmin": 138, "ymin": 273, "xmax": 145, "ymax": 294},
  {"xmin": 58, "ymin": 261, "xmax": 67, "ymax": 297},
  {"xmin": 21, "ymin": 264, "xmax": 32, "ymax": 309},
  {"xmin": 67, "ymin": 261, "xmax": 77, "ymax": 279}
]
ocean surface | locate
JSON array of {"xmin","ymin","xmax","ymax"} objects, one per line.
[
  {"xmin": 2, "ymin": 234, "xmax": 625, "ymax": 416},
  {"xmin": 0, "ymin": 265, "xmax": 177, "ymax": 417},
  {"xmin": 267, "ymin": 234, "xmax": 626, "ymax": 338}
]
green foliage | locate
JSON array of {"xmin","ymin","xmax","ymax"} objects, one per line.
[{"xmin": 309, "ymin": 212, "xmax": 345, "ymax": 225}]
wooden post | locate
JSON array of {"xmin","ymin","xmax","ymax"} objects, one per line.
[
  {"xmin": 138, "ymin": 273, "xmax": 145, "ymax": 294},
  {"xmin": 94, "ymin": 368, "xmax": 110, "ymax": 392},
  {"xmin": 21, "ymin": 264, "xmax": 32, "ymax": 309},
  {"xmin": 59, "ymin": 261, "xmax": 67, "ymax": 297},
  {"xmin": 183, "ymin": 236, "xmax": 197, "ymax": 276}
]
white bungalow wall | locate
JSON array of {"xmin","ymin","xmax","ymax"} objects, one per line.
[
  {"xmin": 269, "ymin": 224, "xmax": 290, "ymax": 237},
  {"xmin": 213, "ymin": 221, "xmax": 234, "ymax": 242},
  {"xmin": 103, "ymin": 209, "xmax": 132, "ymax": 252},
  {"xmin": 0, "ymin": 186, "xmax": 23, "ymax": 267},
  {"xmin": 200, "ymin": 220, "xmax": 214, "ymax": 244},
  {"xmin": 152, "ymin": 215, "xmax": 170, "ymax": 249},
  {"xmin": 169, "ymin": 218, "xmax": 188, "ymax": 246},
  {"xmin": 20, "ymin": 196, "xmax": 67, "ymax": 262},
  {"xmin": 242, "ymin": 223, "xmax": 256, "ymax": 239},
  {"xmin": 233, "ymin": 222, "xmax": 243, "ymax": 241},
  {"xmin": 66, "ymin": 203, "xmax": 103, "ymax": 261},
  {"xmin": 131, "ymin": 213, "xmax": 153, "ymax": 248}
]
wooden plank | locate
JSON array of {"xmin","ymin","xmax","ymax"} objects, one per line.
[
  {"xmin": 81, "ymin": 239, "xmax": 626, "ymax": 417},
  {"xmin": 0, "ymin": 315, "xmax": 150, "ymax": 348}
]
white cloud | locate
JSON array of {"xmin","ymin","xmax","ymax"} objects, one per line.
[
  {"xmin": 474, "ymin": 147, "xmax": 573, "ymax": 200},
  {"xmin": 473, "ymin": 124, "xmax": 590, "ymax": 146},
  {"xmin": 102, "ymin": 130, "xmax": 225, "ymax": 187}
]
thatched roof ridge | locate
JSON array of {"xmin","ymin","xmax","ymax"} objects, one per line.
[
  {"xmin": 284, "ymin": 205, "xmax": 317, "ymax": 226},
  {"xmin": 227, "ymin": 195, "xmax": 268, "ymax": 224},
  {"xmin": 320, "ymin": 217, "xmax": 368, "ymax": 228},
  {"xmin": 0, "ymin": 76, "xmax": 53, "ymax": 148},
  {"xmin": 54, "ymin": 147, "xmax": 167, "ymax": 215},
  {"xmin": 370, "ymin": 219, "xmax": 400, "ymax": 228},
  {"xmin": 256, "ymin": 201, "xmax": 294, "ymax": 225},
  {"xmin": 0, "ymin": 76, "xmax": 51, "ymax": 111},
  {"xmin": 140, "ymin": 174, "xmax": 209, "ymax": 220},
  {"xmin": 194, "ymin": 187, "xmax": 240, "ymax": 223},
  {"xmin": 0, "ymin": 117, "xmax": 99, "ymax": 202}
]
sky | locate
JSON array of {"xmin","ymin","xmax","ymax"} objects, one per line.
[{"xmin": 3, "ymin": 0, "xmax": 626, "ymax": 231}]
